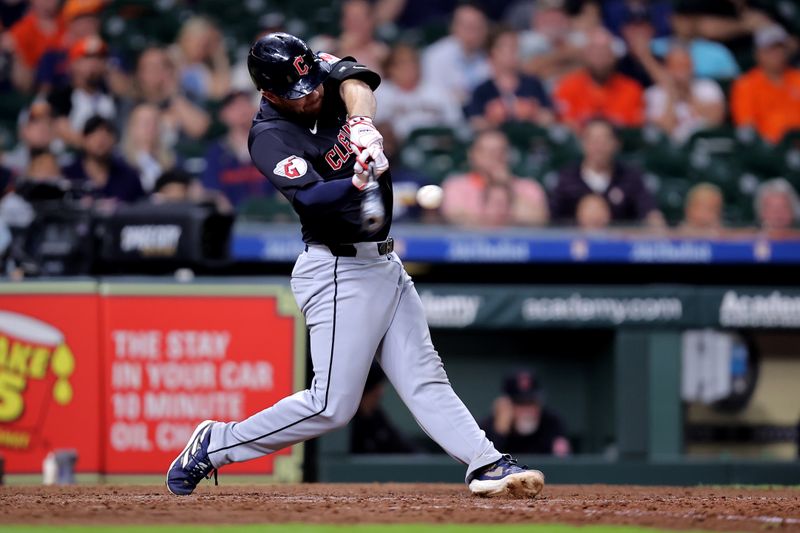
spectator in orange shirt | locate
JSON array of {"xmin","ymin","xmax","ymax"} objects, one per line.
[
  {"xmin": 553, "ymin": 27, "xmax": 644, "ymax": 130},
  {"xmin": 35, "ymin": 0, "xmax": 108, "ymax": 92},
  {"xmin": 441, "ymin": 129, "xmax": 549, "ymax": 227},
  {"xmin": 4, "ymin": 0, "xmax": 64, "ymax": 91},
  {"xmin": 731, "ymin": 25, "xmax": 800, "ymax": 144}
]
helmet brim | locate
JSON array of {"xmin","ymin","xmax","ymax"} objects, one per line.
[{"xmin": 280, "ymin": 60, "xmax": 331, "ymax": 100}]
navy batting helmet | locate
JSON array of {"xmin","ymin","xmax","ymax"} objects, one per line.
[{"xmin": 247, "ymin": 33, "xmax": 331, "ymax": 99}]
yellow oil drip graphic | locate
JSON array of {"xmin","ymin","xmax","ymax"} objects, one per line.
[{"xmin": 51, "ymin": 344, "xmax": 75, "ymax": 405}]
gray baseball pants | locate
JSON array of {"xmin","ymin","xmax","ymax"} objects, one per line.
[{"xmin": 207, "ymin": 243, "xmax": 502, "ymax": 481}]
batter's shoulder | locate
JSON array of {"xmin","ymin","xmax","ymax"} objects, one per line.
[
  {"xmin": 321, "ymin": 52, "xmax": 381, "ymax": 91},
  {"xmin": 248, "ymin": 114, "xmax": 306, "ymax": 152}
]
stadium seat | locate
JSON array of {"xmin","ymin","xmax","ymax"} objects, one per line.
[
  {"xmin": 617, "ymin": 127, "xmax": 647, "ymax": 167},
  {"xmin": 401, "ymin": 127, "xmax": 467, "ymax": 183},
  {"xmin": 640, "ymin": 127, "xmax": 689, "ymax": 177},
  {"xmin": 685, "ymin": 127, "xmax": 743, "ymax": 201},
  {"xmin": 654, "ymin": 176, "xmax": 692, "ymax": 224},
  {"xmin": 0, "ymin": 92, "xmax": 30, "ymax": 122},
  {"xmin": 778, "ymin": 129, "xmax": 800, "ymax": 184},
  {"xmin": 736, "ymin": 126, "xmax": 784, "ymax": 178},
  {"xmin": 500, "ymin": 122, "xmax": 580, "ymax": 179},
  {"xmin": 777, "ymin": 0, "xmax": 800, "ymax": 34},
  {"xmin": 175, "ymin": 138, "xmax": 210, "ymax": 162},
  {"xmin": 0, "ymin": 121, "xmax": 16, "ymax": 152},
  {"xmin": 238, "ymin": 196, "xmax": 298, "ymax": 222}
]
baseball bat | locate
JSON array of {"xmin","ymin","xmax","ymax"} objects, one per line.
[{"xmin": 360, "ymin": 161, "xmax": 385, "ymax": 233}]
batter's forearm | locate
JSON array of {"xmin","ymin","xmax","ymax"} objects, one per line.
[
  {"xmin": 294, "ymin": 178, "xmax": 361, "ymax": 212},
  {"xmin": 340, "ymin": 79, "xmax": 377, "ymax": 119}
]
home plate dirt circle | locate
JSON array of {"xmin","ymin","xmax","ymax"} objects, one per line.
[{"xmin": 1, "ymin": 484, "xmax": 798, "ymax": 531}]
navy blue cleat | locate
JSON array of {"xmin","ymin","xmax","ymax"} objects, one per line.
[
  {"xmin": 468, "ymin": 454, "xmax": 545, "ymax": 498},
  {"xmin": 166, "ymin": 420, "xmax": 218, "ymax": 495}
]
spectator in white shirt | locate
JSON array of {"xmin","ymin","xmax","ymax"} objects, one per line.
[
  {"xmin": 421, "ymin": 3, "xmax": 490, "ymax": 105},
  {"xmin": 645, "ymin": 45, "xmax": 725, "ymax": 144},
  {"xmin": 376, "ymin": 43, "xmax": 464, "ymax": 142},
  {"xmin": 121, "ymin": 103, "xmax": 176, "ymax": 192}
]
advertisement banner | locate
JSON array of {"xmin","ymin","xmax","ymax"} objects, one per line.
[
  {"xmin": 418, "ymin": 285, "xmax": 699, "ymax": 329},
  {"xmin": 0, "ymin": 284, "xmax": 102, "ymax": 473},
  {"xmin": 101, "ymin": 283, "xmax": 305, "ymax": 479}
]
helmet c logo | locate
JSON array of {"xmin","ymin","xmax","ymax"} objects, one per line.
[{"xmin": 293, "ymin": 56, "xmax": 310, "ymax": 75}]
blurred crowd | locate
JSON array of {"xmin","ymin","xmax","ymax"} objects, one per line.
[{"xmin": 1, "ymin": 0, "xmax": 800, "ymax": 243}]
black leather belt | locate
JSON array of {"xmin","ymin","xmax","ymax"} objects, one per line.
[{"xmin": 305, "ymin": 238, "xmax": 394, "ymax": 257}]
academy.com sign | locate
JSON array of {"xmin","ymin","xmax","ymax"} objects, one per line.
[
  {"xmin": 522, "ymin": 294, "xmax": 683, "ymax": 325},
  {"xmin": 719, "ymin": 290, "xmax": 800, "ymax": 327},
  {"xmin": 420, "ymin": 292, "xmax": 481, "ymax": 328}
]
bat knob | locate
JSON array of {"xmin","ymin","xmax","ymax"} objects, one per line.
[{"xmin": 361, "ymin": 182, "xmax": 384, "ymax": 233}]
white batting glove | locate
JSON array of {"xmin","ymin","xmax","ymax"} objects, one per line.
[
  {"xmin": 351, "ymin": 146, "xmax": 371, "ymax": 190},
  {"xmin": 348, "ymin": 116, "xmax": 389, "ymax": 177}
]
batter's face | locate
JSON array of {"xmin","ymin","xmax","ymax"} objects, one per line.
[{"xmin": 264, "ymin": 85, "xmax": 325, "ymax": 119}]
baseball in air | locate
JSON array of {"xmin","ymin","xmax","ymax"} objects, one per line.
[{"xmin": 416, "ymin": 185, "xmax": 444, "ymax": 210}]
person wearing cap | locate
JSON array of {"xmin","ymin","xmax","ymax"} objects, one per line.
[
  {"xmin": 201, "ymin": 91, "xmax": 271, "ymax": 208},
  {"xmin": 732, "ymin": 24, "xmax": 800, "ymax": 144},
  {"xmin": 482, "ymin": 370, "xmax": 571, "ymax": 456},
  {"xmin": 553, "ymin": 26, "xmax": 644, "ymax": 129},
  {"xmin": 602, "ymin": 0, "xmax": 672, "ymax": 39},
  {"xmin": 61, "ymin": 115, "xmax": 144, "ymax": 203},
  {"xmin": 35, "ymin": 0, "xmax": 105, "ymax": 92},
  {"xmin": 615, "ymin": 3, "xmax": 658, "ymax": 88},
  {"xmin": 47, "ymin": 35, "xmax": 116, "ymax": 147},
  {"xmin": 650, "ymin": 6, "xmax": 741, "ymax": 81},
  {"xmin": 167, "ymin": 32, "xmax": 546, "ymax": 500}
]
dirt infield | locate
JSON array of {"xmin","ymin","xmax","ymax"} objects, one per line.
[{"xmin": 1, "ymin": 484, "xmax": 798, "ymax": 531}]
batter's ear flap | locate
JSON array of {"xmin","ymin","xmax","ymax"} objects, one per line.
[{"xmin": 262, "ymin": 90, "xmax": 280, "ymax": 104}]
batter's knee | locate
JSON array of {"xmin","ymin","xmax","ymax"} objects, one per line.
[{"xmin": 319, "ymin": 399, "xmax": 360, "ymax": 429}]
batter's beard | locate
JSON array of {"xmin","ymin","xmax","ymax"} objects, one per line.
[
  {"xmin": 281, "ymin": 110, "xmax": 317, "ymax": 129},
  {"xmin": 274, "ymin": 99, "xmax": 322, "ymax": 125}
]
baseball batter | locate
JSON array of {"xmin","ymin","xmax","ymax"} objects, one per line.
[{"xmin": 166, "ymin": 33, "xmax": 544, "ymax": 498}]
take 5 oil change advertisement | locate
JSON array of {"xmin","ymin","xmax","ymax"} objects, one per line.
[
  {"xmin": 0, "ymin": 289, "xmax": 102, "ymax": 472},
  {"xmin": 0, "ymin": 282, "xmax": 305, "ymax": 480}
]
